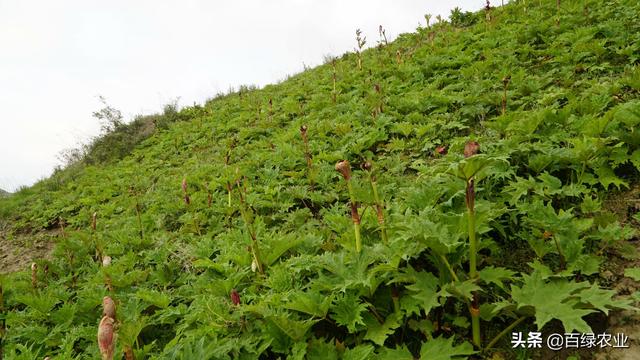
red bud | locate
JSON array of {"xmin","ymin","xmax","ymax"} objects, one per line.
[
  {"xmin": 230, "ymin": 289, "xmax": 241, "ymax": 306},
  {"xmin": 181, "ymin": 177, "xmax": 188, "ymax": 193},
  {"xmin": 335, "ymin": 160, "xmax": 352, "ymax": 181},
  {"xmin": 464, "ymin": 141, "xmax": 480, "ymax": 158},
  {"xmin": 97, "ymin": 316, "xmax": 115, "ymax": 360},
  {"xmin": 102, "ymin": 296, "xmax": 116, "ymax": 320}
]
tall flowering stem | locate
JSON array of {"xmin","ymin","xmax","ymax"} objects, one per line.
[
  {"xmin": 464, "ymin": 141, "xmax": 481, "ymax": 348},
  {"xmin": 236, "ymin": 177, "xmax": 264, "ymax": 275},
  {"xmin": 501, "ymin": 75, "xmax": 511, "ymax": 116},
  {"xmin": 300, "ymin": 125, "xmax": 314, "ymax": 187},
  {"xmin": 363, "ymin": 162, "xmax": 388, "ymax": 243},
  {"xmin": 336, "ymin": 160, "xmax": 362, "ymax": 253}
]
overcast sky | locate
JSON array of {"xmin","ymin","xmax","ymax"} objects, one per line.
[{"xmin": 0, "ymin": 0, "xmax": 482, "ymax": 192}]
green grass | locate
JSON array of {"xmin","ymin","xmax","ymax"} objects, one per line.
[{"xmin": 1, "ymin": 0, "xmax": 640, "ymax": 358}]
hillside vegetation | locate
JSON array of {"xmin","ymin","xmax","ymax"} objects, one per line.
[{"xmin": 2, "ymin": 0, "xmax": 640, "ymax": 359}]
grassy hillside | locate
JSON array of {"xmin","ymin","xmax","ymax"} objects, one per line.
[{"xmin": 2, "ymin": 1, "xmax": 640, "ymax": 359}]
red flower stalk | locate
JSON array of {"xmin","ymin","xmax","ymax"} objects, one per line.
[
  {"xmin": 97, "ymin": 316, "xmax": 115, "ymax": 360},
  {"xmin": 230, "ymin": 289, "xmax": 241, "ymax": 305}
]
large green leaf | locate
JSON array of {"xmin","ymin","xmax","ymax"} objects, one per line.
[
  {"xmin": 331, "ymin": 293, "xmax": 368, "ymax": 332},
  {"xmin": 284, "ymin": 290, "xmax": 332, "ymax": 318},
  {"xmin": 363, "ymin": 313, "xmax": 401, "ymax": 346},
  {"xmin": 419, "ymin": 336, "xmax": 476, "ymax": 360},
  {"xmin": 406, "ymin": 270, "xmax": 441, "ymax": 315},
  {"xmin": 511, "ymin": 270, "xmax": 594, "ymax": 332}
]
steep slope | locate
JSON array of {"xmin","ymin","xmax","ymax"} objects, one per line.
[{"xmin": 1, "ymin": 1, "xmax": 640, "ymax": 359}]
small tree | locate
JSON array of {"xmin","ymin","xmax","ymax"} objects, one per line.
[{"xmin": 93, "ymin": 96, "xmax": 123, "ymax": 134}]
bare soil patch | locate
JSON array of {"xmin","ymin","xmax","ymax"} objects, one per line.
[{"xmin": 0, "ymin": 228, "xmax": 57, "ymax": 274}]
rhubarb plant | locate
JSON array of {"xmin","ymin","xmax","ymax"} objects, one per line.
[{"xmin": 0, "ymin": 0, "xmax": 639, "ymax": 358}]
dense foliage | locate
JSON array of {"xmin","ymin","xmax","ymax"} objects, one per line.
[{"xmin": 2, "ymin": 0, "xmax": 640, "ymax": 358}]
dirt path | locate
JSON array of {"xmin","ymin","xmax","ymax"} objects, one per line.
[
  {"xmin": 593, "ymin": 185, "xmax": 640, "ymax": 360},
  {"xmin": 0, "ymin": 226, "xmax": 56, "ymax": 274}
]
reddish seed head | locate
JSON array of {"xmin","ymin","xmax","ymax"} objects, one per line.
[
  {"xmin": 230, "ymin": 289, "xmax": 241, "ymax": 306},
  {"xmin": 300, "ymin": 125, "xmax": 307, "ymax": 135},
  {"xmin": 464, "ymin": 141, "xmax": 480, "ymax": 158},
  {"xmin": 97, "ymin": 316, "xmax": 115, "ymax": 360},
  {"xmin": 362, "ymin": 161, "xmax": 372, "ymax": 171},
  {"xmin": 102, "ymin": 296, "xmax": 116, "ymax": 320},
  {"xmin": 335, "ymin": 160, "xmax": 352, "ymax": 181},
  {"xmin": 436, "ymin": 145, "xmax": 448, "ymax": 155}
]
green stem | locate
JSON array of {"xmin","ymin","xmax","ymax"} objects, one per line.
[
  {"xmin": 347, "ymin": 181, "xmax": 362, "ymax": 253},
  {"xmin": 440, "ymin": 254, "xmax": 460, "ymax": 282},
  {"xmin": 471, "ymin": 306, "xmax": 481, "ymax": 349},
  {"xmin": 552, "ymin": 235, "xmax": 566, "ymax": 269},
  {"xmin": 135, "ymin": 199, "xmax": 144, "ymax": 240},
  {"xmin": 237, "ymin": 187, "xmax": 264, "ymax": 275},
  {"xmin": 484, "ymin": 316, "xmax": 528, "ymax": 351},
  {"xmin": 370, "ymin": 177, "xmax": 388, "ymax": 244},
  {"xmin": 467, "ymin": 180, "xmax": 481, "ymax": 348},
  {"xmin": 468, "ymin": 207, "xmax": 478, "ymax": 279}
]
